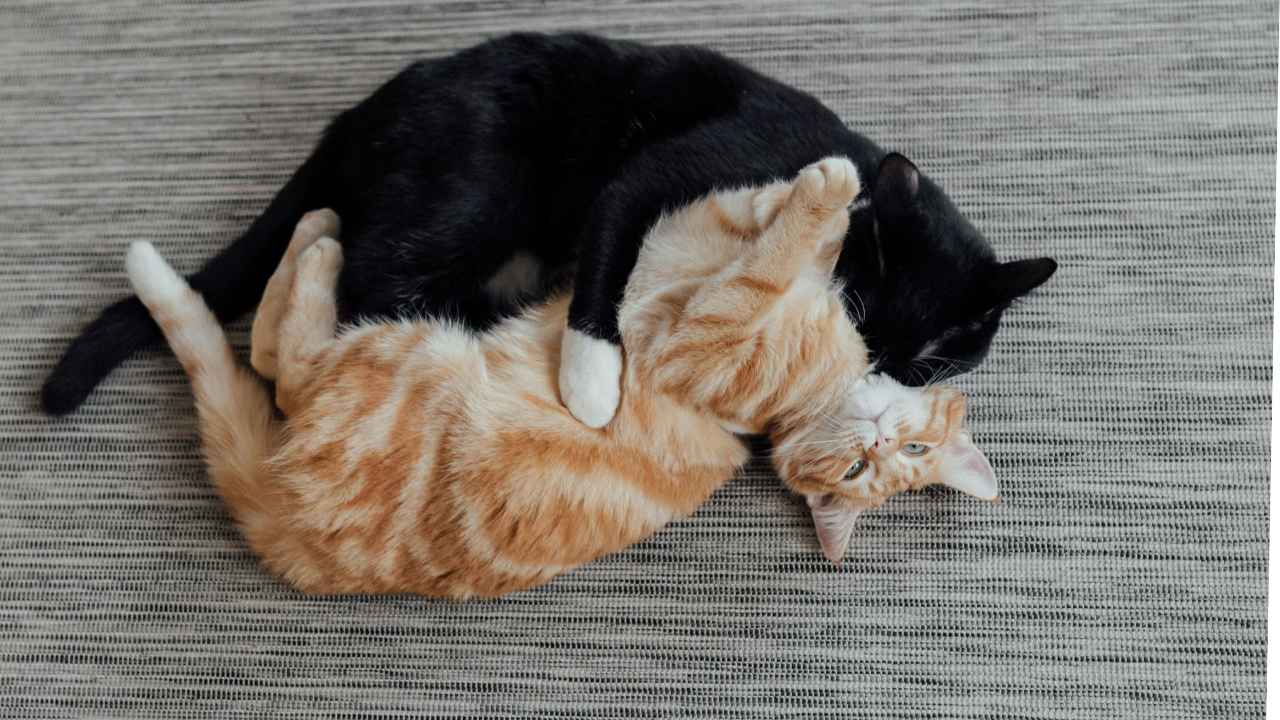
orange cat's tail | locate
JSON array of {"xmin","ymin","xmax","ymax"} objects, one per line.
[{"xmin": 125, "ymin": 242, "xmax": 282, "ymax": 531}]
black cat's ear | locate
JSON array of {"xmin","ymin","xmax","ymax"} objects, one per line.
[
  {"xmin": 873, "ymin": 152, "xmax": 921, "ymax": 215},
  {"xmin": 985, "ymin": 257, "xmax": 1058, "ymax": 305}
]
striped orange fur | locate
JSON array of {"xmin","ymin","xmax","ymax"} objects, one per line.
[{"xmin": 128, "ymin": 157, "xmax": 995, "ymax": 597}]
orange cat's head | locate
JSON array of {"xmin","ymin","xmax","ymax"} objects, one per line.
[{"xmin": 771, "ymin": 373, "xmax": 997, "ymax": 563}]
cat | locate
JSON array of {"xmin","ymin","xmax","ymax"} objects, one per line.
[
  {"xmin": 124, "ymin": 157, "xmax": 997, "ymax": 597},
  {"xmin": 42, "ymin": 32, "xmax": 1057, "ymax": 427}
]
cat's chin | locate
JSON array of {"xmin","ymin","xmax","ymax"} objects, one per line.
[{"xmin": 849, "ymin": 372, "xmax": 910, "ymax": 419}]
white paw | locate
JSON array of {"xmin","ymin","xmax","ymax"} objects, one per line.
[
  {"xmin": 126, "ymin": 241, "xmax": 186, "ymax": 303},
  {"xmin": 558, "ymin": 328, "xmax": 623, "ymax": 429}
]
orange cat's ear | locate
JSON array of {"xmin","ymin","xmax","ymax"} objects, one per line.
[
  {"xmin": 806, "ymin": 493, "xmax": 863, "ymax": 564},
  {"xmin": 938, "ymin": 430, "xmax": 998, "ymax": 501},
  {"xmin": 940, "ymin": 388, "xmax": 966, "ymax": 427}
]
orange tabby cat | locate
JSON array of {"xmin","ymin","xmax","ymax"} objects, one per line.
[{"xmin": 126, "ymin": 158, "xmax": 995, "ymax": 598}]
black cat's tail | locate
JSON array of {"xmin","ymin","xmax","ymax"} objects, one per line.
[{"xmin": 41, "ymin": 135, "xmax": 338, "ymax": 416}]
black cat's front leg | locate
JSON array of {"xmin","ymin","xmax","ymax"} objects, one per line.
[
  {"xmin": 560, "ymin": 178, "xmax": 791, "ymax": 427},
  {"xmin": 560, "ymin": 142, "xmax": 723, "ymax": 428},
  {"xmin": 560, "ymin": 186, "xmax": 648, "ymax": 429},
  {"xmin": 559, "ymin": 121, "xmax": 822, "ymax": 428}
]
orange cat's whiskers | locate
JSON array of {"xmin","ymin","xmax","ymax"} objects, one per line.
[
  {"xmin": 129, "ymin": 156, "xmax": 993, "ymax": 592},
  {"xmin": 912, "ymin": 353, "xmax": 977, "ymax": 388},
  {"xmin": 840, "ymin": 286, "xmax": 867, "ymax": 325},
  {"xmin": 782, "ymin": 438, "xmax": 850, "ymax": 448}
]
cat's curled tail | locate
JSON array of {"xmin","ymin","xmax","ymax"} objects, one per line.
[
  {"xmin": 124, "ymin": 241, "xmax": 282, "ymax": 534},
  {"xmin": 40, "ymin": 128, "xmax": 341, "ymax": 417}
]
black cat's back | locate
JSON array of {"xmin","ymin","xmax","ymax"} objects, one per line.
[
  {"xmin": 40, "ymin": 31, "xmax": 1054, "ymax": 416},
  {"xmin": 316, "ymin": 34, "xmax": 642, "ymax": 319},
  {"xmin": 324, "ymin": 32, "xmax": 808, "ymax": 320}
]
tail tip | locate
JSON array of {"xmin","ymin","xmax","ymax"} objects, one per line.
[
  {"xmin": 40, "ymin": 371, "xmax": 90, "ymax": 416},
  {"xmin": 126, "ymin": 241, "xmax": 186, "ymax": 301}
]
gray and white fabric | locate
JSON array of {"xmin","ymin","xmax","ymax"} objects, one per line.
[{"xmin": 1, "ymin": 1, "xmax": 1273, "ymax": 717}]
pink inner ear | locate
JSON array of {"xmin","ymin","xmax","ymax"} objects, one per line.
[
  {"xmin": 959, "ymin": 441, "xmax": 995, "ymax": 477},
  {"xmin": 965, "ymin": 453, "xmax": 992, "ymax": 476},
  {"xmin": 806, "ymin": 494, "xmax": 862, "ymax": 564},
  {"xmin": 940, "ymin": 438, "xmax": 998, "ymax": 500},
  {"xmin": 806, "ymin": 493, "xmax": 836, "ymax": 509}
]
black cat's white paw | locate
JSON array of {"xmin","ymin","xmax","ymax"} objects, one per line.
[{"xmin": 559, "ymin": 328, "xmax": 622, "ymax": 429}]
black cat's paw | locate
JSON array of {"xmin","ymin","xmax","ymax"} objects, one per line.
[{"xmin": 558, "ymin": 329, "xmax": 622, "ymax": 429}]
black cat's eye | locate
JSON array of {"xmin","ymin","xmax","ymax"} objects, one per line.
[
  {"xmin": 902, "ymin": 442, "xmax": 930, "ymax": 456},
  {"xmin": 845, "ymin": 459, "xmax": 868, "ymax": 480}
]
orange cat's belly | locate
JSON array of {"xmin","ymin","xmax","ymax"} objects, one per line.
[{"xmin": 257, "ymin": 317, "xmax": 744, "ymax": 599}]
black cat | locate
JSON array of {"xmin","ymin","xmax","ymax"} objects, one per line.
[{"xmin": 41, "ymin": 32, "xmax": 1056, "ymax": 424}]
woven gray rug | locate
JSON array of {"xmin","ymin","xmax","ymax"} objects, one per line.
[{"xmin": 1, "ymin": 1, "xmax": 1274, "ymax": 717}]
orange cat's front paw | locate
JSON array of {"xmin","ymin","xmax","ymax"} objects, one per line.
[
  {"xmin": 750, "ymin": 181, "xmax": 793, "ymax": 229},
  {"xmin": 795, "ymin": 156, "xmax": 861, "ymax": 213},
  {"xmin": 300, "ymin": 236, "xmax": 344, "ymax": 279}
]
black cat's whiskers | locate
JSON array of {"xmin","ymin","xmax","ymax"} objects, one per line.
[{"xmin": 910, "ymin": 353, "xmax": 976, "ymax": 387}]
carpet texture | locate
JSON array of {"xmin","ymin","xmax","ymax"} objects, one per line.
[{"xmin": 1, "ymin": 1, "xmax": 1274, "ymax": 717}]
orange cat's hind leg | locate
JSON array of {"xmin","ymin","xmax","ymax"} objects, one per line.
[
  {"xmin": 251, "ymin": 209, "xmax": 341, "ymax": 380},
  {"xmin": 275, "ymin": 236, "xmax": 343, "ymax": 414}
]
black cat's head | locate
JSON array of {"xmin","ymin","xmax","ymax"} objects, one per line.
[{"xmin": 837, "ymin": 153, "xmax": 1057, "ymax": 386}]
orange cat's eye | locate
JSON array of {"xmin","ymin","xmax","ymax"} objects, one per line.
[
  {"xmin": 844, "ymin": 458, "xmax": 868, "ymax": 480},
  {"xmin": 902, "ymin": 443, "xmax": 930, "ymax": 456}
]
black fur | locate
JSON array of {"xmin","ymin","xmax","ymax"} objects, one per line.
[{"xmin": 41, "ymin": 32, "xmax": 1055, "ymax": 415}]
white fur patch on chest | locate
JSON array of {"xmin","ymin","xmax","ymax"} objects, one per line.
[{"xmin": 483, "ymin": 251, "xmax": 543, "ymax": 303}]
